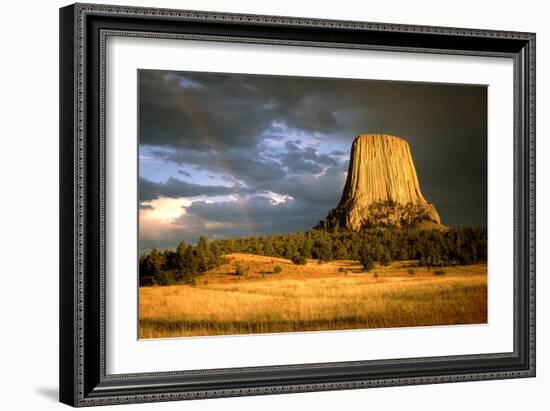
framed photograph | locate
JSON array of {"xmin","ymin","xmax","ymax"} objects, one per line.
[{"xmin": 59, "ymin": 3, "xmax": 535, "ymax": 407}]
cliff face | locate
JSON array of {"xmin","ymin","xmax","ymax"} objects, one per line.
[{"xmin": 318, "ymin": 134, "xmax": 442, "ymax": 230}]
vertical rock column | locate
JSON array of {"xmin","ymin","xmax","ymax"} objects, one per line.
[{"xmin": 319, "ymin": 134, "xmax": 442, "ymax": 230}]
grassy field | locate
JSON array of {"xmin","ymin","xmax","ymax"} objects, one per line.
[{"xmin": 139, "ymin": 253, "xmax": 487, "ymax": 339}]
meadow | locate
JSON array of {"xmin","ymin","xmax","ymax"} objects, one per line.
[{"xmin": 139, "ymin": 253, "xmax": 487, "ymax": 338}]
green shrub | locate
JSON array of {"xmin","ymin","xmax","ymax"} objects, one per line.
[
  {"xmin": 156, "ymin": 271, "xmax": 177, "ymax": 286},
  {"xmin": 360, "ymin": 254, "xmax": 374, "ymax": 272},
  {"xmin": 140, "ymin": 276, "xmax": 157, "ymax": 286},
  {"xmin": 291, "ymin": 254, "xmax": 307, "ymax": 265},
  {"xmin": 273, "ymin": 265, "xmax": 282, "ymax": 274},
  {"xmin": 235, "ymin": 263, "xmax": 249, "ymax": 276},
  {"xmin": 380, "ymin": 252, "xmax": 391, "ymax": 266},
  {"xmin": 338, "ymin": 267, "xmax": 345, "ymax": 273},
  {"xmin": 407, "ymin": 268, "xmax": 416, "ymax": 275}
]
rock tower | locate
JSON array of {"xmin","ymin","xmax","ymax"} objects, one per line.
[{"xmin": 317, "ymin": 134, "xmax": 442, "ymax": 230}]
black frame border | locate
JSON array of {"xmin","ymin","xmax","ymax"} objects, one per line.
[{"xmin": 60, "ymin": 3, "xmax": 535, "ymax": 407}]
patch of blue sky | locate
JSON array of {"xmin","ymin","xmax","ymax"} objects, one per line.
[
  {"xmin": 139, "ymin": 145, "xmax": 234, "ymax": 188},
  {"xmin": 162, "ymin": 72, "xmax": 204, "ymax": 89}
]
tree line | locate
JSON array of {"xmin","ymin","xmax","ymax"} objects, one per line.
[
  {"xmin": 139, "ymin": 236, "xmax": 222, "ymax": 286},
  {"xmin": 139, "ymin": 227, "xmax": 487, "ymax": 286}
]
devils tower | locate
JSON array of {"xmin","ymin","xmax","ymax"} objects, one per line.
[{"xmin": 317, "ymin": 134, "xmax": 442, "ymax": 230}]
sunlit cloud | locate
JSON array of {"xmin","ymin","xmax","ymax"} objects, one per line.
[
  {"xmin": 264, "ymin": 191, "xmax": 293, "ymax": 205},
  {"xmin": 141, "ymin": 197, "xmax": 191, "ymax": 222}
]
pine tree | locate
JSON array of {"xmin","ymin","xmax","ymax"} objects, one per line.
[
  {"xmin": 196, "ymin": 236, "xmax": 211, "ymax": 272},
  {"xmin": 359, "ymin": 251, "xmax": 374, "ymax": 272},
  {"xmin": 175, "ymin": 240, "xmax": 187, "ymax": 271},
  {"xmin": 380, "ymin": 251, "xmax": 391, "ymax": 266}
]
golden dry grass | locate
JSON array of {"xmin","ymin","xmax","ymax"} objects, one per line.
[{"xmin": 139, "ymin": 253, "xmax": 487, "ymax": 339}]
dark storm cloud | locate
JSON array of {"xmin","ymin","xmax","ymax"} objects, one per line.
[
  {"xmin": 186, "ymin": 197, "xmax": 297, "ymax": 226},
  {"xmin": 139, "ymin": 177, "xmax": 234, "ymax": 202},
  {"xmin": 269, "ymin": 173, "xmax": 346, "ymax": 207},
  {"xmin": 180, "ymin": 195, "xmax": 331, "ymax": 239},
  {"xmin": 150, "ymin": 145, "xmax": 346, "ymax": 202},
  {"xmin": 278, "ymin": 141, "xmax": 339, "ymax": 174},
  {"xmin": 151, "ymin": 148, "xmax": 287, "ymax": 188},
  {"xmin": 139, "ymin": 70, "xmax": 487, "ymax": 249},
  {"xmin": 330, "ymin": 150, "xmax": 347, "ymax": 156},
  {"xmin": 177, "ymin": 170, "xmax": 191, "ymax": 177},
  {"xmin": 139, "ymin": 70, "xmax": 348, "ymax": 151}
]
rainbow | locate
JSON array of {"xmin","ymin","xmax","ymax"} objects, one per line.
[{"xmin": 159, "ymin": 78, "xmax": 258, "ymax": 235}]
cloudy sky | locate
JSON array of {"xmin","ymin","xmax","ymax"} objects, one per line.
[{"xmin": 138, "ymin": 70, "xmax": 487, "ymax": 251}]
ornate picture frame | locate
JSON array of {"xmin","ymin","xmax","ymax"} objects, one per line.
[{"xmin": 59, "ymin": 3, "xmax": 535, "ymax": 407}]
